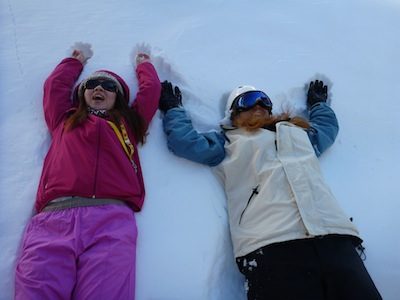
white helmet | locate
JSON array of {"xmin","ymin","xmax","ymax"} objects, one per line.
[
  {"xmin": 225, "ymin": 85, "xmax": 257, "ymax": 111},
  {"xmin": 219, "ymin": 85, "xmax": 257, "ymax": 128}
]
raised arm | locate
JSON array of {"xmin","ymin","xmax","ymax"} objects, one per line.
[
  {"xmin": 160, "ymin": 81, "xmax": 226, "ymax": 167},
  {"xmin": 43, "ymin": 58, "xmax": 84, "ymax": 133},
  {"xmin": 306, "ymin": 80, "xmax": 339, "ymax": 156},
  {"xmin": 42, "ymin": 45, "xmax": 93, "ymax": 134},
  {"xmin": 132, "ymin": 54, "xmax": 162, "ymax": 130}
]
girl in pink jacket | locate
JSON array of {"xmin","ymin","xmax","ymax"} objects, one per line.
[{"xmin": 15, "ymin": 44, "xmax": 161, "ymax": 299}]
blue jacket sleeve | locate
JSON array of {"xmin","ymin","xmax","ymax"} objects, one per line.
[
  {"xmin": 307, "ymin": 102, "xmax": 339, "ymax": 157},
  {"xmin": 163, "ymin": 108, "xmax": 226, "ymax": 166}
]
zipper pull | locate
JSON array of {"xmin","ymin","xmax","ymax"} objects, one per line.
[
  {"xmin": 132, "ymin": 160, "xmax": 138, "ymax": 173},
  {"xmin": 239, "ymin": 185, "xmax": 260, "ymax": 225}
]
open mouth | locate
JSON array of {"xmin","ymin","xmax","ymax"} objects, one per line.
[{"xmin": 92, "ymin": 94, "xmax": 105, "ymax": 101}]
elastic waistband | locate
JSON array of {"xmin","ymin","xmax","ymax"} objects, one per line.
[{"xmin": 42, "ymin": 196, "xmax": 129, "ymax": 212}]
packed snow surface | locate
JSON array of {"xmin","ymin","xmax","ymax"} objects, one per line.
[{"xmin": 1, "ymin": 0, "xmax": 399, "ymax": 299}]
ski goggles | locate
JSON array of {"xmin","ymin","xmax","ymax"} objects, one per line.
[
  {"xmin": 232, "ymin": 91, "xmax": 273, "ymax": 112},
  {"xmin": 85, "ymin": 79, "xmax": 119, "ymax": 92}
]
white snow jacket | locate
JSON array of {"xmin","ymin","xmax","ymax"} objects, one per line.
[
  {"xmin": 213, "ymin": 122, "xmax": 360, "ymax": 258},
  {"xmin": 163, "ymin": 103, "xmax": 361, "ymax": 258}
]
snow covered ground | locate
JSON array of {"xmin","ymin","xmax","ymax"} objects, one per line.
[{"xmin": 1, "ymin": 0, "xmax": 399, "ymax": 299}]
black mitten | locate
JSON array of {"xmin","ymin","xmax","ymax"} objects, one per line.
[
  {"xmin": 159, "ymin": 81, "xmax": 182, "ymax": 113},
  {"xmin": 307, "ymin": 80, "xmax": 328, "ymax": 107}
]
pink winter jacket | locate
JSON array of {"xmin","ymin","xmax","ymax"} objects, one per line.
[{"xmin": 35, "ymin": 57, "xmax": 161, "ymax": 213}]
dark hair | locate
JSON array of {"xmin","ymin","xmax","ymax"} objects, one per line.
[{"xmin": 65, "ymin": 91, "xmax": 147, "ymax": 144}]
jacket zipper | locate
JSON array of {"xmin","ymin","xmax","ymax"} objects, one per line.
[
  {"xmin": 92, "ymin": 122, "xmax": 101, "ymax": 198},
  {"xmin": 239, "ymin": 185, "xmax": 259, "ymax": 225}
]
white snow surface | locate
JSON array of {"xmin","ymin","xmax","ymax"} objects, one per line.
[{"xmin": 1, "ymin": 0, "xmax": 399, "ymax": 299}]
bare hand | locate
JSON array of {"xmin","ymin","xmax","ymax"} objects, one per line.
[
  {"xmin": 70, "ymin": 42, "xmax": 93, "ymax": 65},
  {"xmin": 72, "ymin": 50, "xmax": 89, "ymax": 64},
  {"xmin": 136, "ymin": 53, "xmax": 150, "ymax": 65}
]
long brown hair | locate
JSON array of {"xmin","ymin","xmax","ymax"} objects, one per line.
[
  {"xmin": 65, "ymin": 92, "xmax": 147, "ymax": 144},
  {"xmin": 231, "ymin": 110, "xmax": 311, "ymax": 132}
]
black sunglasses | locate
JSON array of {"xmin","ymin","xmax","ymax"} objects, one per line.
[{"xmin": 85, "ymin": 79, "xmax": 118, "ymax": 92}]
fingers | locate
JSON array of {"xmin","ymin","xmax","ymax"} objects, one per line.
[
  {"xmin": 70, "ymin": 42, "xmax": 93, "ymax": 64},
  {"xmin": 316, "ymin": 80, "xmax": 327, "ymax": 95},
  {"xmin": 72, "ymin": 50, "xmax": 88, "ymax": 64},
  {"xmin": 309, "ymin": 81, "xmax": 315, "ymax": 91},
  {"xmin": 161, "ymin": 80, "xmax": 169, "ymax": 89},
  {"xmin": 72, "ymin": 50, "xmax": 80, "ymax": 58},
  {"xmin": 161, "ymin": 81, "xmax": 173, "ymax": 94},
  {"xmin": 174, "ymin": 86, "xmax": 182, "ymax": 100},
  {"xmin": 310, "ymin": 80, "xmax": 327, "ymax": 93},
  {"xmin": 161, "ymin": 80, "xmax": 182, "ymax": 98},
  {"xmin": 136, "ymin": 53, "xmax": 150, "ymax": 65}
]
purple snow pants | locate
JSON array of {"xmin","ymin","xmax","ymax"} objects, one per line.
[{"xmin": 15, "ymin": 204, "xmax": 137, "ymax": 299}]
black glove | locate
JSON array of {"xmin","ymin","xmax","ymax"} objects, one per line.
[
  {"xmin": 307, "ymin": 80, "xmax": 328, "ymax": 107},
  {"xmin": 159, "ymin": 80, "xmax": 182, "ymax": 113}
]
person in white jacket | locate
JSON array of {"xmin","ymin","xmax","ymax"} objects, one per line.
[{"xmin": 159, "ymin": 80, "xmax": 381, "ymax": 300}]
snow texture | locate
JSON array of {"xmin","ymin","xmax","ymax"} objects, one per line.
[{"xmin": 1, "ymin": 0, "xmax": 399, "ymax": 299}]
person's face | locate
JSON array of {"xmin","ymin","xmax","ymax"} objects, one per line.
[
  {"xmin": 236, "ymin": 104, "xmax": 270, "ymax": 122},
  {"xmin": 84, "ymin": 79, "xmax": 117, "ymax": 111}
]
